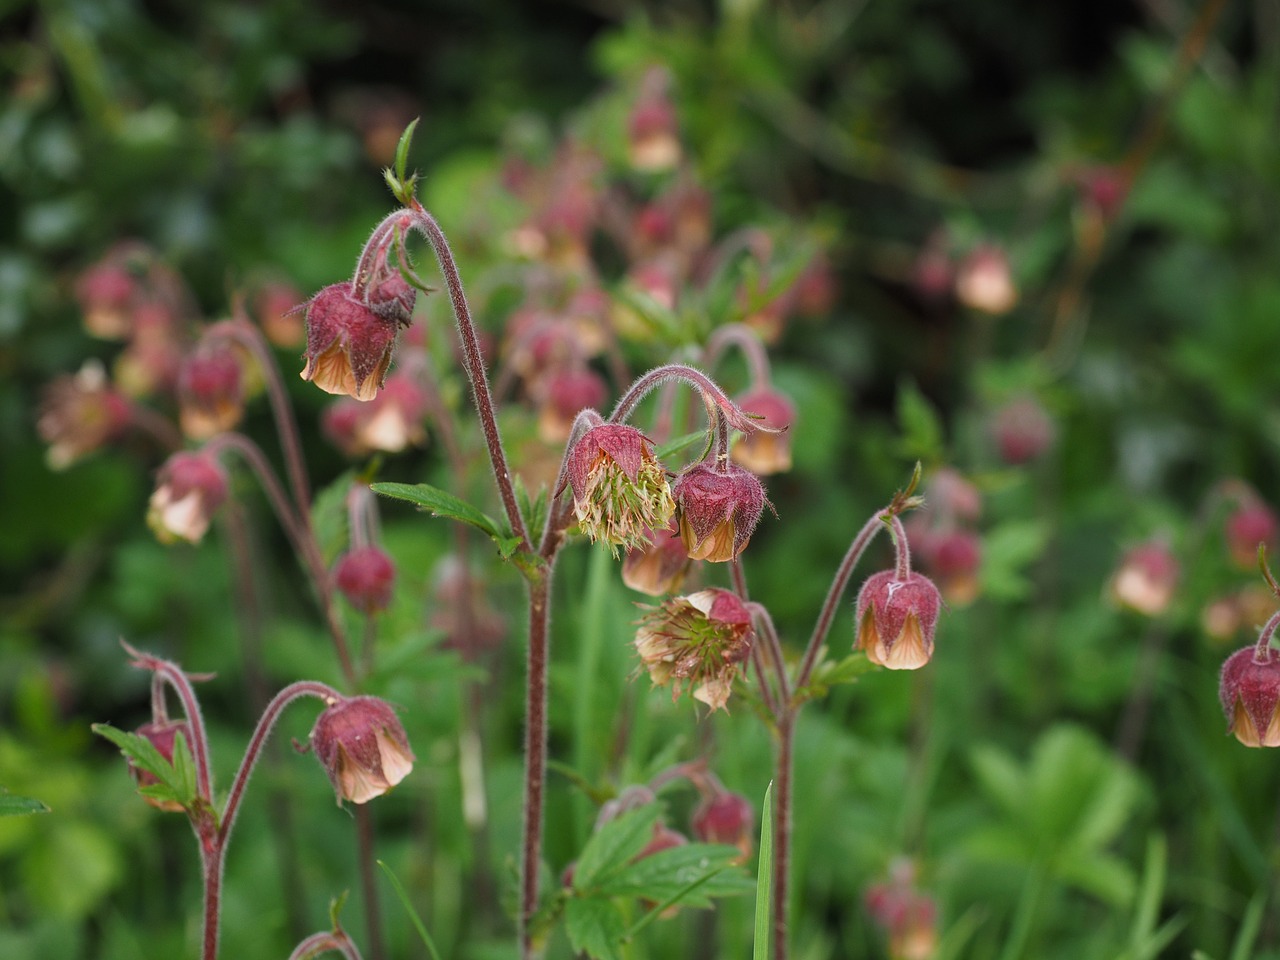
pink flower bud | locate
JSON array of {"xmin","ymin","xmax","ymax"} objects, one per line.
[
  {"xmin": 1109, "ymin": 541, "xmax": 1179, "ymax": 617},
  {"xmin": 864, "ymin": 873, "xmax": 939, "ymax": 960},
  {"xmin": 146, "ymin": 451, "xmax": 229, "ymax": 544},
  {"xmin": 1226, "ymin": 501, "xmax": 1278, "ymax": 570},
  {"xmin": 300, "ymin": 282, "xmax": 405, "ymax": 401},
  {"xmin": 627, "ymin": 69, "xmax": 681, "ymax": 172},
  {"xmin": 309, "ymin": 695, "xmax": 415, "ymax": 804},
  {"xmin": 731, "ymin": 387, "xmax": 796, "ymax": 475},
  {"xmin": 622, "ymin": 519, "xmax": 691, "ymax": 596},
  {"xmin": 130, "ymin": 720, "xmax": 192, "ymax": 812},
  {"xmin": 691, "ymin": 790, "xmax": 753, "ymax": 863},
  {"xmin": 634, "ymin": 588, "xmax": 753, "ymax": 710},
  {"xmin": 855, "ymin": 571, "xmax": 942, "ymax": 670},
  {"xmin": 567, "ymin": 424, "xmax": 675, "ymax": 554},
  {"xmin": 929, "ymin": 529, "xmax": 983, "ymax": 606},
  {"xmin": 178, "ymin": 343, "xmax": 245, "ymax": 440},
  {"xmin": 672, "ymin": 463, "xmax": 766, "ymax": 563},
  {"xmin": 1220, "ymin": 646, "xmax": 1280, "ymax": 747},
  {"xmin": 991, "ymin": 395, "xmax": 1055, "ymax": 465},
  {"xmin": 334, "ymin": 546, "xmax": 397, "ymax": 614}
]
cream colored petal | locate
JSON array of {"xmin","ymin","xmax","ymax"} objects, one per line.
[
  {"xmin": 881, "ymin": 617, "xmax": 932, "ymax": 671},
  {"xmin": 1231, "ymin": 700, "xmax": 1263, "ymax": 748},
  {"xmin": 693, "ymin": 677, "xmax": 732, "ymax": 711},
  {"xmin": 375, "ymin": 730, "xmax": 415, "ymax": 789}
]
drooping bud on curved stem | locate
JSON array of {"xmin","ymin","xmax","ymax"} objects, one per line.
[
  {"xmin": 121, "ymin": 641, "xmax": 214, "ymax": 805},
  {"xmin": 608, "ymin": 363, "xmax": 767, "ymax": 438},
  {"xmin": 703, "ymin": 323, "xmax": 772, "ymax": 389}
]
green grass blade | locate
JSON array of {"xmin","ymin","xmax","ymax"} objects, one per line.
[
  {"xmin": 754, "ymin": 781, "xmax": 774, "ymax": 960},
  {"xmin": 377, "ymin": 860, "xmax": 442, "ymax": 960}
]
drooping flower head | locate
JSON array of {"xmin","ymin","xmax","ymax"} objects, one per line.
[
  {"xmin": 37, "ymin": 362, "xmax": 133, "ymax": 470},
  {"xmin": 634, "ymin": 588, "xmax": 753, "ymax": 710},
  {"xmin": 855, "ymin": 570, "xmax": 942, "ymax": 670},
  {"xmin": 309, "ymin": 695, "xmax": 415, "ymax": 804},
  {"xmin": 177, "ymin": 341, "xmax": 245, "ymax": 440},
  {"xmin": 146, "ymin": 450, "xmax": 229, "ymax": 544},
  {"xmin": 622, "ymin": 518, "xmax": 691, "ymax": 596},
  {"xmin": 1226, "ymin": 500, "xmax": 1279, "ymax": 570},
  {"xmin": 691, "ymin": 789, "xmax": 754, "ymax": 863},
  {"xmin": 300, "ymin": 281, "xmax": 410, "ymax": 401},
  {"xmin": 731, "ymin": 386, "xmax": 795, "ymax": 476},
  {"xmin": 567, "ymin": 423, "xmax": 675, "ymax": 555},
  {"xmin": 1109, "ymin": 541, "xmax": 1179, "ymax": 617},
  {"xmin": 672, "ymin": 462, "xmax": 766, "ymax": 562},
  {"xmin": 1219, "ymin": 646, "xmax": 1280, "ymax": 747}
]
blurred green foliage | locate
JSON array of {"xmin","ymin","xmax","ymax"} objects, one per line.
[{"xmin": 3, "ymin": 0, "xmax": 1280, "ymax": 958}]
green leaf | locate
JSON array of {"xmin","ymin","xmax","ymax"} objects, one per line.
[
  {"xmin": 594, "ymin": 843, "xmax": 752, "ymax": 905},
  {"xmin": 372, "ymin": 482, "xmax": 503, "ymax": 540},
  {"xmin": 565, "ymin": 897, "xmax": 627, "ymax": 960},
  {"xmin": 0, "ymin": 790, "xmax": 50, "ymax": 816},
  {"xmin": 572, "ymin": 805, "xmax": 663, "ymax": 893},
  {"xmin": 394, "ymin": 118, "xmax": 420, "ymax": 184},
  {"xmin": 91, "ymin": 723, "xmax": 197, "ymax": 810},
  {"xmin": 797, "ymin": 652, "xmax": 877, "ymax": 701},
  {"xmin": 753, "ymin": 782, "xmax": 774, "ymax": 960},
  {"xmin": 310, "ymin": 469, "xmax": 354, "ymax": 565},
  {"xmin": 896, "ymin": 379, "xmax": 944, "ymax": 463}
]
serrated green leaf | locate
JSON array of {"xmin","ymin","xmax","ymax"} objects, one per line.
[
  {"xmin": 565, "ymin": 897, "xmax": 627, "ymax": 960},
  {"xmin": 799, "ymin": 651, "xmax": 877, "ymax": 700},
  {"xmin": 573, "ymin": 805, "xmax": 663, "ymax": 893},
  {"xmin": 91, "ymin": 723, "xmax": 196, "ymax": 809},
  {"xmin": 594, "ymin": 843, "xmax": 751, "ymax": 905},
  {"xmin": 0, "ymin": 791, "xmax": 50, "ymax": 816},
  {"xmin": 372, "ymin": 482, "xmax": 503, "ymax": 540}
]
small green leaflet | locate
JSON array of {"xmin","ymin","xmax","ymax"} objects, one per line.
[
  {"xmin": 372, "ymin": 481, "xmax": 523, "ymax": 555},
  {"xmin": 572, "ymin": 805, "xmax": 664, "ymax": 894},
  {"xmin": 0, "ymin": 789, "xmax": 50, "ymax": 817},
  {"xmin": 565, "ymin": 898, "xmax": 629, "ymax": 960}
]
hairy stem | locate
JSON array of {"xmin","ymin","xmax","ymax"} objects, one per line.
[{"xmin": 519, "ymin": 575, "xmax": 552, "ymax": 959}]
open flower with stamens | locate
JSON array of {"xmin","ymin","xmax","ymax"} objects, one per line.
[
  {"xmin": 855, "ymin": 571, "xmax": 942, "ymax": 670},
  {"xmin": 567, "ymin": 424, "xmax": 675, "ymax": 555},
  {"xmin": 672, "ymin": 462, "xmax": 766, "ymax": 562},
  {"xmin": 37, "ymin": 362, "xmax": 133, "ymax": 470},
  {"xmin": 146, "ymin": 451, "xmax": 229, "ymax": 544},
  {"xmin": 309, "ymin": 695, "xmax": 415, "ymax": 804},
  {"xmin": 1219, "ymin": 646, "xmax": 1280, "ymax": 747},
  {"xmin": 634, "ymin": 588, "xmax": 753, "ymax": 710}
]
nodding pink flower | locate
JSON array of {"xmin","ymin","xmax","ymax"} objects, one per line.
[
  {"xmin": 567, "ymin": 423, "xmax": 675, "ymax": 555},
  {"xmin": 864, "ymin": 863, "xmax": 939, "ymax": 960},
  {"xmin": 129, "ymin": 720, "xmax": 192, "ymax": 812},
  {"xmin": 627, "ymin": 69, "xmax": 681, "ymax": 172},
  {"xmin": 991, "ymin": 395, "xmax": 1055, "ymax": 465},
  {"xmin": 855, "ymin": 571, "xmax": 942, "ymax": 670},
  {"xmin": 928, "ymin": 529, "xmax": 983, "ymax": 606},
  {"xmin": 76, "ymin": 259, "xmax": 138, "ymax": 340},
  {"xmin": 672, "ymin": 462, "xmax": 766, "ymax": 563},
  {"xmin": 634, "ymin": 588, "xmax": 753, "ymax": 711},
  {"xmin": 253, "ymin": 280, "xmax": 305, "ymax": 348},
  {"xmin": 323, "ymin": 372, "xmax": 430, "ymax": 455},
  {"xmin": 37, "ymin": 362, "xmax": 133, "ymax": 470},
  {"xmin": 334, "ymin": 546, "xmax": 397, "ymax": 614},
  {"xmin": 1220, "ymin": 646, "xmax": 1280, "ymax": 747},
  {"xmin": 691, "ymin": 790, "xmax": 754, "ymax": 863},
  {"xmin": 730, "ymin": 387, "xmax": 796, "ymax": 476},
  {"xmin": 300, "ymin": 282, "xmax": 408, "ymax": 401},
  {"xmin": 1226, "ymin": 501, "xmax": 1278, "ymax": 570},
  {"xmin": 309, "ymin": 695, "xmax": 415, "ymax": 804},
  {"xmin": 955, "ymin": 243, "xmax": 1018, "ymax": 315},
  {"xmin": 537, "ymin": 366, "xmax": 608, "ymax": 443},
  {"xmin": 1109, "ymin": 541, "xmax": 1179, "ymax": 617},
  {"xmin": 177, "ymin": 342, "xmax": 245, "ymax": 440},
  {"xmin": 146, "ymin": 451, "xmax": 229, "ymax": 544},
  {"xmin": 622, "ymin": 519, "xmax": 691, "ymax": 597}
]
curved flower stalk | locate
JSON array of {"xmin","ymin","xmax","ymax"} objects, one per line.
[{"xmin": 100, "ymin": 645, "xmax": 413, "ymax": 960}]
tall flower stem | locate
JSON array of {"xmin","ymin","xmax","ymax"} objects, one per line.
[
  {"xmin": 519, "ymin": 574, "xmax": 552, "ymax": 958},
  {"xmin": 198, "ymin": 679, "xmax": 341, "ymax": 960}
]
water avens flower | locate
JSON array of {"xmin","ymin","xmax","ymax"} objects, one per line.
[
  {"xmin": 855, "ymin": 571, "xmax": 942, "ymax": 670},
  {"xmin": 309, "ymin": 695, "xmax": 415, "ymax": 804},
  {"xmin": 634, "ymin": 588, "xmax": 753, "ymax": 710},
  {"xmin": 147, "ymin": 451, "xmax": 229, "ymax": 544},
  {"xmin": 672, "ymin": 462, "xmax": 766, "ymax": 562},
  {"xmin": 567, "ymin": 423, "xmax": 674, "ymax": 555}
]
